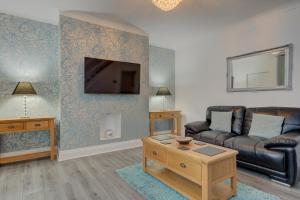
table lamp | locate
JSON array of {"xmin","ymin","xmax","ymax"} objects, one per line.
[
  {"xmin": 155, "ymin": 87, "xmax": 172, "ymax": 111},
  {"xmin": 12, "ymin": 82, "xmax": 37, "ymax": 118}
]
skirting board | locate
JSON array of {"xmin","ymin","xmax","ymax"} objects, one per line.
[
  {"xmin": 155, "ymin": 130, "xmax": 184, "ymax": 136},
  {"xmin": 0, "ymin": 147, "xmax": 50, "ymax": 158},
  {"xmin": 58, "ymin": 139, "xmax": 143, "ymax": 161},
  {"xmin": 155, "ymin": 130, "xmax": 171, "ymax": 135}
]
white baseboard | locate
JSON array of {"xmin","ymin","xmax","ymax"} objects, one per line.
[
  {"xmin": 0, "ymin": 147, "xmax": 50, "ymax": 158},
  {"xmin": 154, "ymin": 130, "xmax": 172, "ymax": 135},
  {"xmin": 154, "ymin": 130, "xmax": 184, "ymax": 136},
  {"xmin": 58, "ymin": 139, "xmax": 142, "ymax": 161}
]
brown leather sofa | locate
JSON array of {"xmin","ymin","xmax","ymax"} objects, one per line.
[{"xmin": 185, "ymin": 106, "xmax": 300, "ymax": 186}]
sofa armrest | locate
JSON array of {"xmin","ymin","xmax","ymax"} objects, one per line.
[
  {"xmin": 184, "ymin": 121, "xmax": 210, "ymax": 133},
  {"xmin": 264, "ymin": 137, "xmax": 298, "ymax": 148},
  {"xmin": 265, "ymin": 131, "xmax": 300, "ymax": 148},
  {"xmin": 266, "ymin": 130, "xmax": 300, "ymax": 186}
]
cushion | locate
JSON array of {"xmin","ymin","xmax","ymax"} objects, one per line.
[
  {"xmin": 209, "ymin": 111, "xmax": 232, "ymax": 132},
  {"xmin": 224, "ymin": 136, "xmax": 266, "ymax": 165},
  {"xmin": 242, "ymin": 107, "xmax": 300, "ymax": 135},
  {"xmin": 248, "ymin": 114, "xmax": 284, "ymax": 138},
  {"xmin": 206, "ymin": 106, "xmax": 246, "ymax": 135},
  {"xmin": 194, "ymin": 130, "xmax": 235, "ymax": 146}
]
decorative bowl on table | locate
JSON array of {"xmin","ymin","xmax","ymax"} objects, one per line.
[{"xmin": 175, "ymin": 136, "xmax": 193, "ymax": 145}]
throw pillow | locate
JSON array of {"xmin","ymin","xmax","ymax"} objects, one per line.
[
  {"xmin": 249, "ymin": 113, "xmax": 284, "ymax": 138},
  {"xmin": 209, "ymin": 111, "xmax": 232, "ymax": 132}
]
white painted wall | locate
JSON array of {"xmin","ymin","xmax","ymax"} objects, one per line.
[{"xmin": 175, "ymin": 5, "xmax": 300, "ymax": 125}]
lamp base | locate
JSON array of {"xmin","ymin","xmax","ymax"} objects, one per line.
[
  {"xmin": 23, "ymin": 96, "xmax": 29, "ymax": 118},
  {"xmin": 161, "ymin": 96, "xmax": 169, "ymax": 111}
]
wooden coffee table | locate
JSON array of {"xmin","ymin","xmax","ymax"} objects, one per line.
[{"xmin": 142, "ymin": 137, "xmax": 238, "ymax": 200}]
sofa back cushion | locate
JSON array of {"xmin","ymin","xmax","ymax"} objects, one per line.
[
  {"xmin": 206, "ymin": 106, "xmax": 246, "ymax": 135},
  {"xmin": 248, "ymin": 113, "xmax": 284, "ymax": 138},
  {"xmin": 210, "ymin": 111, "xmax": 232, "ymax": 132},
  {"xmin": 243, "ymin": 107, "xmax": 300, "ymax": 135}
]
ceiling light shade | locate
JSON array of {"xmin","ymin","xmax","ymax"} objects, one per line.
[{"xmin": 152, "ymin": 0, "xmax": 183, "ymax": 11}]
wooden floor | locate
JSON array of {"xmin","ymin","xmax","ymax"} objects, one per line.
[{"xmin": 0, "ymin": 147, "xmax": 299, "ymax": 200}]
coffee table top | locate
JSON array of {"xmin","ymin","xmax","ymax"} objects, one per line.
[{"xmin": 143, "ymin": 136, "xmax": 238, "ymax": 164}]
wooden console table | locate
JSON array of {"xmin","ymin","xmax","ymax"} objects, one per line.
[
  {"xmin": 0, "ymin": 117, "xmax": 55, "ymax": 164},
  {"xmin": 149, "ymin": 110, "xmax": 181, "ymax": 136}
]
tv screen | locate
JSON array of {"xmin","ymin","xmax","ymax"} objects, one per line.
[{"xmin": 84, "ymin": 57, "xmax": 140, "ymax": 94}]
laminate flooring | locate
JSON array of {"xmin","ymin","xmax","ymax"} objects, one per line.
[{"xmin": 0, "ymin": 148, "xmax": 299, "ymax": 200}]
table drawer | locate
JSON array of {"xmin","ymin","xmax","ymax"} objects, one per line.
[
  {"xmin": 152, "ymin": 113, "xmax": 175, "ymax": 119},
  {"xmin": 0, "ymin": 122, "xmax": 24, "ymax": 132},
  {"xmin": 167, "ymin": 152, "xmax": 202, "ymax": 183},
  {"xmin": 145, "ymin": 142, "xmax": 167, "ymax": 163},
  {"xmin": 26, "ymin": 120, "xmax": 49, "ymax": 130}
]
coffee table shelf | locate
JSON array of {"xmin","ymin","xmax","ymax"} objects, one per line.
[{"xmin": 146, "ymin": 163, "xmax": 233, "ymax": 200}]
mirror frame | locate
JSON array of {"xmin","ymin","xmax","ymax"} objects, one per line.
[{"xmin": 227, "ymin": 44, "xmax": 293, "ymax": 92}]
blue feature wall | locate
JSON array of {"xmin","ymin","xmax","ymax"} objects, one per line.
[
  {"xmin": 0, "ymin": 13, "xmax": 59, "ymax": 153},
  {"xmin": 60, "ymin": 16, "xmax": 150, "ymax": 150}
]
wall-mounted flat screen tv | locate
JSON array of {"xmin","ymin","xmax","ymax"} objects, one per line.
[{"xmin": 84, "ymin": 57, "xmax": 140, "ymax": 94}]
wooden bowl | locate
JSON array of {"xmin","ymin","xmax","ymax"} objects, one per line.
[{"xmin": 176, "ymin": 136, "xmax": 193, "ymax": 145}]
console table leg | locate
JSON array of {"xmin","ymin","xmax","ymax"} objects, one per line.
[
  {"xmin": 49, "ymin": 119, "xmax": 55, "ymax": 160},
  {"xmin": 171, "ymin": 117, "xmax": 175, "ymax": 134},
  {"xmin": 176, "ymin": 115, "xmax": 181, "ymax": 136},
  {"xmin": 150, "ymin": 119, "xmax": 155, "ymax": 136}
]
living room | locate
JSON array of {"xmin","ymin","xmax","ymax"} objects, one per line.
[{"xmin": 0, "ymin": 0, "xmax": 300, "ymax": 200}]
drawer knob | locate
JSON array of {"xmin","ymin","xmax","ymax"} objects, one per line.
[
  {"xmin": 180, "ymin": 163, "xmax": 186, "ymax": 168},
  {"xmin": 8, "ymin": 125, "xmax": 15, "ymax": 129},
  {"xmin": 35, "ymin": 124, "xmax": 41, "ymax": 127},
  {"xmin": 152, "ymin": 151, "xmax": 158, "ymax": 156}
]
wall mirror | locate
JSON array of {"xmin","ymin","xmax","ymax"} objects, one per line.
[{"xmin": 227, "ymin": 44, "xmax": 293, "ymax": 92}]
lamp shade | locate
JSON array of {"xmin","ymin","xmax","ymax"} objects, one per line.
[
  {"xmin": 155, "ymin": 87, "xmax": 172, "ymax": 96},
  {"xmin": 12, "ymin": 82, "xmax": 37, "ymax": 95}
]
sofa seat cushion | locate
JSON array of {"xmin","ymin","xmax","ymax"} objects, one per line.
[
  {"xmin": 224, "ymin": 136, "xmax": 262, "ymax": 164},
  {"xmin": 224, "ymin": 136, "xmax": 286, "ymax": 172},
  {"xmin": 193, "ymin": 130, "xmax": 235, "ymax": 146}
]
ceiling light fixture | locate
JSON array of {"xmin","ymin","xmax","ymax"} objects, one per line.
[{"xmin": 152, "ymin": 0, "xmax": 183, "ymax": 11}]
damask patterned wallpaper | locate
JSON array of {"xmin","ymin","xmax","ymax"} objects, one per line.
[
  {"xmin": 0, "ymin": 13, "xmax": 59, "ymax": 153},
  {"xmin": 0, "ymin": 13, "xmax": 174, "ymax": 153},
  {"xmin": 60, "ymin": 16, "xmax": 150, "ymax": 150}
]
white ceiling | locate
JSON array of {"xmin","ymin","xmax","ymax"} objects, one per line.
[{"xmin": 0, "ymin": 0, "xmax": 299, "ymax": 49}]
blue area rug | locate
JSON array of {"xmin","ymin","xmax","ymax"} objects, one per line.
[{"xmin": 116, "ymin": 164, "xmax": 280, "ymax": 200}]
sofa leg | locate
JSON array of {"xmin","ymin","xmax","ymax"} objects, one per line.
[{"xmin": 271, "ymin": 179, "xmax": 291, "ymax": 187}]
